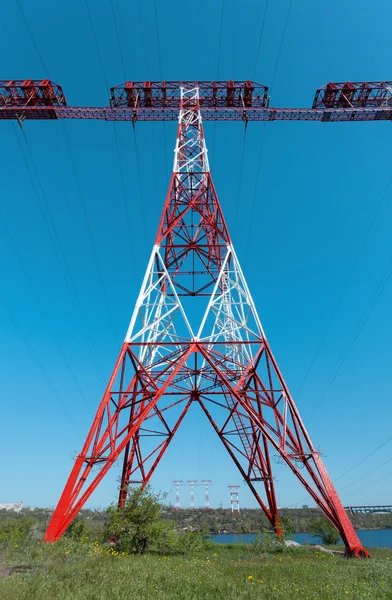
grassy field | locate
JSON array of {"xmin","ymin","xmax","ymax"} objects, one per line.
[{"xmin": 1, "ymin": 540, "xmax": 392, "ymax": 599}]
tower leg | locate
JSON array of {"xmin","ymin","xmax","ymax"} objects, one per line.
[
  {"xmin": 44, "ymin": 345, "xmax": 193, "ymax": 542},
  {"xmin": 198, "ymin": 397, "xmax": 281, "ymax": 533},
  {"xmin": 197, "ymin": 343, "xmax": 369, "ymax": 557}
]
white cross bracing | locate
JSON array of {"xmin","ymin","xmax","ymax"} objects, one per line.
[{"xmin": 124, "ymin": 86, "xmax": 266, "ymax": 398}]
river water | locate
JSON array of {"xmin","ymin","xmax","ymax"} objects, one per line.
[{"xmin": 212, "ymin": 529, "xmax": 392, "ymax": 548}]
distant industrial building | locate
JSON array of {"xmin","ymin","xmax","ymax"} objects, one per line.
[{"xmin": 0, "ymin": 502, "xmax": 23, "ymax": 512}]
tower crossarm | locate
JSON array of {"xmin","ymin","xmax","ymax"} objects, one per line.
[{"xmin": 1, "ymin": 79, "xmax": 392, "ymax": 122}]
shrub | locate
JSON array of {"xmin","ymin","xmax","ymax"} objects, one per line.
[
  {"xmin": 249, "ymin": 531, "xmax": 286, "ymax": 555},
  {"xmin": 309, "ymin": 517, "xmax": 340, "ymax": 545},
  {"xmin": 0, "ymin": 516, "xmax": 34, "ymax": 546},
  {"xmin": 65, "ymin": 516, "xmax": 105, "ymax": 543},
  {"xmin": 280, "ymin": 514, "xmax": 295, "ymax": 538},
  {"xmin": 105, "ymin": 486, "xmax": 176, "ymax": 554}
]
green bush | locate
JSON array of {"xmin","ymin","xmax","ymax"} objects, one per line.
[
  {"xmin": 105, "ymin": 486, "xmax": 178, "ymax": 554},
  {"xmin": 280, "ymin": 514, "xmax": 295, "ymax": 538},
  {"xmin": 65, "ymin": 516, "xmax": 105, "ymax": 543},
  {"xmin": 249, "ymin": 531, "xmax": 286, "ymax": 555},
  {"xmin": 309, "ymin": 517, "xmax": 340, "ymax": 545},
  {"xmin": 0, "ymin": 516, "xmax": 34, "ymax": 546}
]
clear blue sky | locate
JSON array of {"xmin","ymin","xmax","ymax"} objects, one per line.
[{"xmin": 1, "ymin": 0, "xmax": 392, "ymax": 511}]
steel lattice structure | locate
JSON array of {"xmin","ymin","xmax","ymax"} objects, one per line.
[
  {"xmin": 1, "ymin": 79, "xmax": 392, "ymax": 122},
  {"xmin": 34, "ymin": 82, "xmax": 373, "ymax": 558}
]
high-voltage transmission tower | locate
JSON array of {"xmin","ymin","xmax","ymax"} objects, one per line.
[
  {"xmin": 173, "ymin": 480, "xmax": 183, "ymax": 511},
  {"xmin": 202, "ymin": 480, "xmax": 212, "ymax": 509},
  {"xmin": 4, "ymin": 78, "xmax": 391, "ymax": 558},
  {"xmin": 172, "ymin": 480, "xmax": 212, "ymax": 509},
  {"xmin": 188, "ymin": 481, "xmax": 197, "ymax": 509},
  {"xmin": 228, "ymin": 486, "xmax": 241, "ymax": 515}
]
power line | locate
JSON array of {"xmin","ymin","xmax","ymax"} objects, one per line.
[
  {"xmin": 18, "ymin": 128, "xmax": 75, "ymax": 302},
  {"xmin": 138, "ymin": 0, "xmax": 148, "ymax": 72},
  {"xmin": 243, "ymin": 121, "xmax": 267, "ymax": 269},
  {"xmin": 15, "ymin": 0, "xmax": 49, "ymax": 76},
  {"xmin": 12, "ymin": 3, "xmax": 113, "ymax": 343},
  {"xmin": 83, "ymin": 0, "xmax": 137, "ymax": 278},
  {"xmin": 345, "ymin": 468, "xmax": 392, "ymax": 497},
  {"xmin": 109, "ymin": 0, "xmax": 127, "ymax": 79},
  {"xmin": 334, "ymin": 435, "xmax": 392, "ymax": 484},
  {"xmin": 0, "ymin": 288, "xmax": 82, "ymax": 437},
  {"xmin": 230, "ymin": 0, "xmax": 241, "ymax": 73},
  {"xmin": 152, "ymin": 0, "xmax": 169, "ymax": 176},
  {"xmin": 153, "ymin": 0, "xmax": 163, "ymax": 78},
  {"xmin": 133, "ymin": 3, "xmax": 162, "ymax": 221},
  {"xmin": 253, "ymin": 0, "xmax": 269, "ymax": 80},
  {"xmin": 216, "ymin": 0, "xmax": 225, "ymax": 80},
  {"xmin": 61, "ymin": 122, "xmax": 119, "ymax": 340},
  {"xmin": 241, "ymin": 0, "xmax": 270, "ymax": 260},
  {"xmin": 296, "ymin": 171, "xmax": 392, "ymax": 399},
  {"xmin": 12, "ymin": 0, "xmax": 109, "ymax": 382},
  {"xmin": 133, "ymin": 127, "xmax": 149, "ymax": 247},
  {"xmin": 211, "ymin": 0, "xmax": 225, "ymax": 172},
  {"xmin": 112, "ymin": 124, "xmax": 138, "ymax": 275},
  {"xmin": 233, "ymin": 128, "xmax": 247, "ymax": 237},
  {"xmin": 0, "ymin": 14, "xmax": 23, "ymax": 63},
  {"xmin": 337, "ymin": 456, "xmax": 392, "ymax": 494},
  {"xmin": 286, "ymin": 432, "xmax": 392, "ymax": 509},
  {"xmin": 0, "ymin": 210, "xmax": 93, "ymax": 416},
  {"xmin": 84, "ymin": 0, "xmax": 109, "ymax": 90},
  {"xmin": 306, "ymin": 252, "xmax": 392, "ymax": 423},
  {"xmin": 252, "ymin": 178, "xmax": 392, "ymax": 509},
  {"xmin": 62, "ymin": 5, "xmax": 126, "ymax": 344},
  {"xmin": 13, "ymin": 125, "xmax": 106, "ymax": 385},
  {"xmin": 232, "ymin": 0, "xmax": 269, "ymax": 242},
  {"xmin": 269, "ymin": 0, "xmax": 293, "ymax": 93}
]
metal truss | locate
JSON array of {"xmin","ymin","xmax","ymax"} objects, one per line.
[
  {"xmin": 44, "ymin": 84, "xmax": 369, "ymax": 558},
  {"xmin": 2, "ymin": 105, "xmax": 392, "ymax": 122},
  {"xmin": 313, "ymin": 80, "xmax": 392, "ymax": 109},
  {"xmin": 1, "ymin": 79, "xmax": 392, "ymax": 122}
]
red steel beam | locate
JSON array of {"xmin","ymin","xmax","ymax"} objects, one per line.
[
  {"xmin": 0, "ymin": 79, "xmax": 391, "ymax": 122},
  {"xmin": 1, "ymin": 105, "xmax": 391, "ymax": 122},
  {"xmin": 313, "ymin": 80, "xmax": 392, "ymax": 109}
]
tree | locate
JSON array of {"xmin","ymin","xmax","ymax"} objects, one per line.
[
  {"xmin": 309, "ymin": 517, "xmax": 340, "ymax": 545},
  {"xmin": 105, "ymin": 486, "xmax": 175, "ymax": 554},
  {"xmin": 280, "ymin": 514, "xmax": 296, "ymax": 538}
]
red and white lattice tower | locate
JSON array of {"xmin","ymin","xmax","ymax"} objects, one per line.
[
  {"xmin": 173, "ymin": 480, "xmax": 183, "ymax": 511},
  {"xmin": 44, "ymin": 84, "xmax": 368, "ymax": 558},
  {"xmin": 188, "ymin": 480, "xmax": 197, "ymax": 509},
  {"xmin": 228, "ymin": 486, "xmax": 240, "ymax": 515},
  {"xmin": 202, "ymin": 480, "xmax": 212, "ymax": 509}
]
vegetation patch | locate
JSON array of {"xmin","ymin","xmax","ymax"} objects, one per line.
[{"xmin": 0, "ymin": 495, "xmax": 391, "ymax": 599}]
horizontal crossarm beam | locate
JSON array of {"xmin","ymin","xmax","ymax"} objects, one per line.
[
  {"xmin": 2, "ymin": 106, "xmax": 392, "ymax": 122},
  {"xmin": 2, "ymin": 79, "xmax": 391, "ymax": 122}
]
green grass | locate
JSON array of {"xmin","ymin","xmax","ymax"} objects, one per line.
[{"xmin": 1, "ymin": 540, "xmax": 392, "ymax": 599}]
